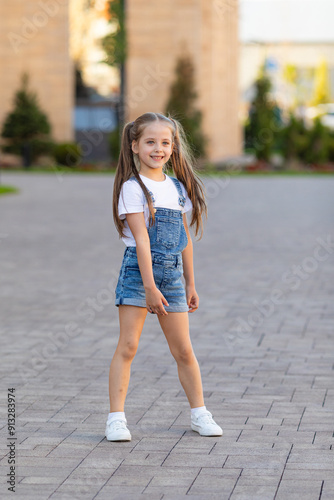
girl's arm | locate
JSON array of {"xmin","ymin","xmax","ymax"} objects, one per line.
[
  {"xmin": 182, "ymin": 213, "xmax": 199, "ymax": 313},
  {"xmin": 125, "ymin": 213, "xmax": 169, "ymax": 315}
]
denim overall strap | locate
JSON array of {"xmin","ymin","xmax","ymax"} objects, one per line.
[{"xmin": 170, "ymin": 177, "xmax": 186, "ymax": 208}]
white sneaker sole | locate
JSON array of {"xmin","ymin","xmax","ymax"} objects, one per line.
[
  {"xmin": 191, "ymin": 423, "xmax": 223, "ymax": 437},
  {"xmin": 105, "ymin": 432, "xmax": 131, "ymax": 442}
]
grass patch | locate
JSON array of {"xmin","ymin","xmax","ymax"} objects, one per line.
[{"xmin": 0, "ymin": 185, "xmax": 19, "ymax": 195}]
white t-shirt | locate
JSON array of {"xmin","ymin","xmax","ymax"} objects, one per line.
[{"xmin": 118, "ymin": 173, "xmax": 193, "ymax": 246}]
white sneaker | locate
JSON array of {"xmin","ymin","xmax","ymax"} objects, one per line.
[
  {"xmin": 105, "ymin": 418, "xmax": 131, "ymax": 441},
  {"xmin": 191, "ymin": 410, "xmax": 223, "ymax": 437}
]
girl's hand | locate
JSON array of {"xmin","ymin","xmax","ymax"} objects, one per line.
[
  {"xmin": 186, "ymin": 285, "xmax": 199, "ymax": 313},
  {"xmin": 145, "ymin": 286, "xmax": 169, "ymax": 315}
]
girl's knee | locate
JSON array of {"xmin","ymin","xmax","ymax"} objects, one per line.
[
  {"xmin": 173, "ymin": 345, "xmax": 195, "ymax": 365},
  {"xmin": 118, "ymin": 340, "xmax": 138, "ymax": 361}
]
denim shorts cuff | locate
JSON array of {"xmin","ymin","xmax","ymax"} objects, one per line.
[
  {"xmin": 165, "ymin": 305, "xmax": 189, "ymax": 313},
  {"xmin": 115, "ymin": 298, "xmax": 189, "ymax": 313},
  {"xmin": 115, "ymin": 297, "xmax": 147, "ymax": 308}
]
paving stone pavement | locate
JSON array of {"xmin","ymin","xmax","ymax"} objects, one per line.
[{"xmin": 0, "ymin": 172, "xmax": 333, "ymax": 500}]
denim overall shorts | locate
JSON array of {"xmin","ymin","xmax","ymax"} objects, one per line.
[{"xmin": 115, "ymin": 177, "xmax": 189, "ymax": 313}]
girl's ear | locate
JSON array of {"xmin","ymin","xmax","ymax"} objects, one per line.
[{"xmin": 132, "ymin": 140, "xmax": 138, "ymax": 154}]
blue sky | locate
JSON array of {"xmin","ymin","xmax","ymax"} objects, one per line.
[{"xmin": 240, "ymin": 0, "xmax": 334, "ymax": 42}]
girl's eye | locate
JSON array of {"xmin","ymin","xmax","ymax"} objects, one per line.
[{"xmin": 147, "ymin": 141, "xmax": 170, "ymax": 145}]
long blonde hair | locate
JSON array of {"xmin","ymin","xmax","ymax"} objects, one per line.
[{"xmin": 112, "ymin": 112, "xmax": 207, "ymax": 239}]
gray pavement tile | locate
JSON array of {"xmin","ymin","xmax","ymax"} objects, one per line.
[
  {"xmin": 52, "ymin": 482, "xmax": 103, "ymax": 498},
  {"xmin": 321, "ymin": 481, "xmax": 334, "ymax": 499},
  {"xmin": 129, "ymin": 437, "xmax": 183, "ymax": 452},
  {"xmin": 44, "ymin": 443, "xmax": 97, "ymax": 459},
  {"xmin": 282, "ymin": 470, "xmax": 334, "ymax": 480},
  {"xmin": 6, "ymin": 466, "xmax": 76, "ymax": 478},
  {"xmin": 141, "ymin": 485, "xmax": 190, "ymax": 496},
  {"xmin": 224, "ymin": 454, "xmax": 288, "ymax": 469},
  {"xmin": 230, "ymin": 484, "xmax": 278, "ymax": 500},
  {"xmin": 213, "ymin": 443, "xmax": 291, "ymax": 456},
  {"xmin": 6, "ymin": 484, "xmax": 61, "ymax": 498},
  {"xmin": 161, "ymin": 452, "xmax": 227, "ymax": 468},
  {"xmin": 46, "ymin": 491, "xmax": 97, "ymax": 500},
  {"xmin": 285, "ymin": 462, "xmax": 334, "ymax": 470},
  {"xmin": 240, "ymin": 468, "xmax": 284, "ymax": 477},
  {"xmin": 64, "ymin": 467, "xmax": 115, "ymax": 482},
  {"xmin": 16, "ymin": 446, "xmax": 56, "ymax": 457},
  {"xmin": 237, "ymin": 475, "xmax": 280, "ymax": 487},
  {"xmin": 94, "ymin": 485, "xmax": 148, "ymax": 499},
  {"xmin": 1, "ymin": 455, "xmax": 82, "ymax": 468},
  {"xmin": 19, "ymin": 476, "xmax": 62, "ymax": 484},
  {"xmin": 114, "ymin": 464, "xmax": 200, "ymax": 478},
  {"xmin": 275, "ymin": 479, "xmax": 323, "ymax": 499},
  {"xmin": 106, "ymin": 475, "xmax": 154, "ymax": 488},
  {"xmin": 188, "ymin": 475, "xmax": 237, "ymax": 494},
  {"xmin": 121, "ymin": 451, "xmax": 170, "ymax": 466}
]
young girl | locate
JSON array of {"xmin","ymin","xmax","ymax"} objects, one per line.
[{"xmin": 106, "ymin": 112, "xmax": 222, "ymax": 441}]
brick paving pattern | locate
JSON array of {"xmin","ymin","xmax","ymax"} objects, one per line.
[{"xmin": 0, "ymin": 172, "xmax": 333, "ymax": 499}]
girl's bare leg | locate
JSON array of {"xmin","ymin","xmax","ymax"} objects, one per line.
[
  {"xmin": 109, "ymin": 305, "xmax": 147, "ymax": 412},
  {"xmin": 158, "ymin": 312, "xmax": 205, "ymax": 408}
]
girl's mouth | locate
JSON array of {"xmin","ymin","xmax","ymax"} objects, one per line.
[{"xmin": 151, "ymin": 156, "xmax": 164, "ymax": 161}]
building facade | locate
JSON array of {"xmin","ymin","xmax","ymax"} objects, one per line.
[
  {"xmin": 240, "ymin": 41, "xmax": 334, "ymax": 122},
  {"xmin": 0, "ymin": 0, "xmax": 73, "ymax": 143},
  {"xmin": 0, "ymin": 0, "xmax": 241, "ymax": 163},
  {"xmin": 126, "ymin": 0, "xmax": 242, "ymax": 162}
]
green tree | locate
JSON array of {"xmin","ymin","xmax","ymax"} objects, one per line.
[
  {"xmin": 279, "ymin": 113, "xmax": 330, "ymax": 166},
  {"xmin": 165, "ymin": 54, "xmax": 207, "ymax": 159},
  {"xmin": 304, "ymin": 117, "xmax": 330, "ymax": 165},
  {"xmin": 278, "ymin": 112, "xmax": 309, "ymax": 162},
  {"xmin": 245, "ymin": 65, "xmax": 279, "ymax": 162},
  {"xmin": 1, "ymin": 73, "xmax": 52, "ymax": 167},
  {"xmin": 101, "ymin": 0, "xmax": 126, "ymax": 127}
]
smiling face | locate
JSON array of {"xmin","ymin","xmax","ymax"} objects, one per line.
[{"xmin": 131, "ymin": 121, "xmax": 174, "ymax": 178}]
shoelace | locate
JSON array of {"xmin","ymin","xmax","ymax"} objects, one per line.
[
  {"xmin": 108, "ymin": 419, "xmax": 127, "ymax": 430},
  {"xmin": 195, "ymin": 412, "xmax": 215, "ymax": 424}
]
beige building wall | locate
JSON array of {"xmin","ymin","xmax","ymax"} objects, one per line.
[
  {"xmin": 0, "ymin": 0, "xmax": 73, "ymax": 143},
  {"xmin": 126, "ymin": 0, "xmax": 241, "ymax": 163}
]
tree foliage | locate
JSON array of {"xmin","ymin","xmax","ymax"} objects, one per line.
[
  {"xmin": 245, "ymin": 65, "xmax": 280, "ymax": 161},
  {"xmin": 1, "ymin": 73, "xmax": 52, "ymax": 163},
  {"xmin": 165, "ymin": 54, "xmax": 207, "ymax": 159},
  {"xmin": 101, "ymin": 0, "xmax": 126, "ymax": 67}
]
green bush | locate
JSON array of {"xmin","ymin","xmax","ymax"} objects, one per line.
[
  {"xmin": 245, "ymin": 67, "xmax": 281, "ymax": 162},
  {"xmin": 2, "ymin": 138, "xmax": 55, "ymax": 159},
  {"xmin": 278, "ymin": 113, "xmax": 309, "ymax": 162},
  {"xmin": 279, "ymin": 114, "xmax": 332, "ymax": 165},
  {"xmin": 304, "ymin": 117, "xmax": 330, "ymax": 165},
  {"xmin": 280, "ymin": 113, "xmax": 334, "ymax": 165},
  {"xmin": 109, "ymin": 126, "xmax": 121, "ymax": 162},
  {"xmin": 328, "ymin": 130, "xmax": 334, "ymax": 162},
  {"xmin": 1, "ymin": 73, "xmax": 52, "ymax": 166},
  {"xmin": 53, "ymin": 142, "xmax": 82, "ymax": 167}
]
